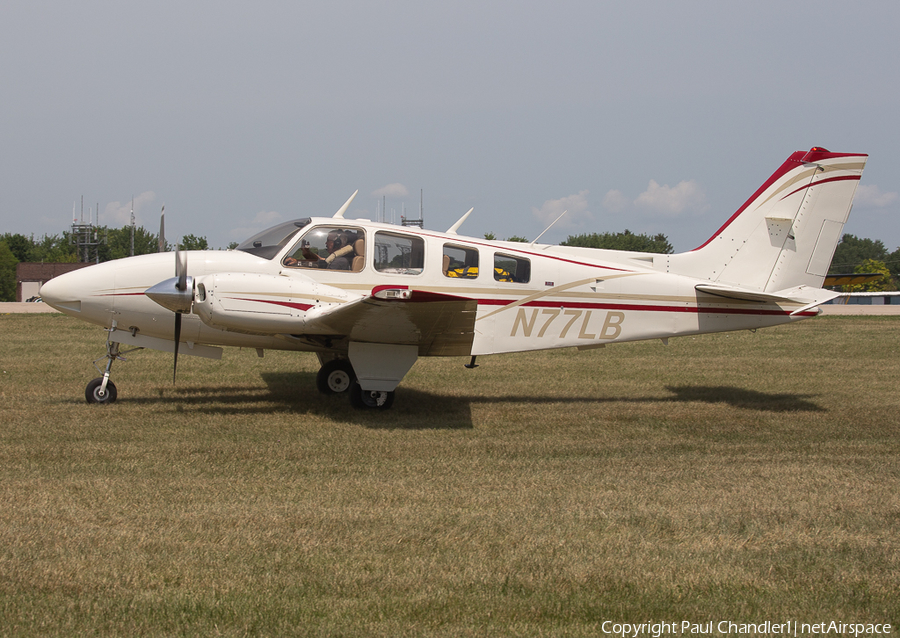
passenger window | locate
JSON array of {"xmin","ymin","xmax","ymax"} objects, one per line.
[
  {"xmin": 442, "ymin": 244, "xmax": 479, "ymax": 279},
  {"xmin": 374, "ymin": 232, "xmax": 424, "ymax": 274},
  {"xmin": 494, "ymin": 253, "xmax": 531, "ymax": 283},
  {"xmin": 283, "ymin": 226, "xmax": 366, "ymax": 272}
]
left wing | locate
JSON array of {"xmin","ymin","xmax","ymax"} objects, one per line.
[{"xmin": 296, "ymin": 287, "xmax": 478, "ymax": 356}]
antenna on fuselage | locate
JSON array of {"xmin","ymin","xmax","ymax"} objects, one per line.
[
  {"xmin": 446, "ymin": 208, "xmax": 474, "ymax": 235},
  {"xmin": 332, "ymin": 190, "xmax": 359, "ymax": 219},
  {"xmin": 530, "ymin": 209, "xmax": 567, "ymax": 246}
]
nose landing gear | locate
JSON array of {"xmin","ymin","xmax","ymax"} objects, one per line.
[
  {"xmin": 86, "ymin": 376, "xmax": 117, "ymax": 404},
  {"xmin": 85, "ymin": 333, "xmax": 143, "ymax": 405}
]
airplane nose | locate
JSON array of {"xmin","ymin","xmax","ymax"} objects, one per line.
[
  {"xmin": 38, "ymin": 268, "xmax": 92, "ymax": 315},
  {"xmin": 38, "ymin": 276, "xmax": 70, "ymax": 311}
]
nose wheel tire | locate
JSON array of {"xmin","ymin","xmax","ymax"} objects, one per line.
[
  {"xmin": 316, "ymin": 359, "xmax": 355, "ymax": 394},
  {"xmin": 85, "ymin": 378, "xmax": 118, "ymax": 404},
  {"xmin": 349, "ymin": 380, "xmax": 394, "ymax": 410}
]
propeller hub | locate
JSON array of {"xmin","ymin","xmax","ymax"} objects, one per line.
[{"xmin": 145, "ymin": 276, "xmax": 194, "ymax": 314}]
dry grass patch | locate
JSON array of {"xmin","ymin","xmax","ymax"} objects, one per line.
[{"xmin": 0, "ymin": 313, "xmax": 898, "ymax": 635}]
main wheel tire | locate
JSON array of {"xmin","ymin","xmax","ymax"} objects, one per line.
[
  {"xmin": 349, "ymin": 380, "xmax": 394, "ymax": 410},
  {"xmin": 316, "ymin": 359, "xmax": 355, "ymax": 394},
  {"xmin": 85, "ymin": 377, "xmax": 118, "ymax": 404}
]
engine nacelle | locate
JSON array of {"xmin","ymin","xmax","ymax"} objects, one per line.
[{"xmin": 193, "ymin": 272, "xmax": 353, "ymax": 334}]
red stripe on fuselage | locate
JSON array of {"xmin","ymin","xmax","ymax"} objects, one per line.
[{"xmin": 476, "ymin": 298, "xmax": 815, "ymax": 317}]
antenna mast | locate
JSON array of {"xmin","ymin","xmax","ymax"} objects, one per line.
[
  {"xmin": 401, "ymin": 188, "xmax": 424, "ymax": 228},
  {"xmin": 130, "ymin": 196, "xmax": 135, "ymax": 256},
  {"xmin": 70, "ymin": 194, "xmax": 105, "ymax": 263}
]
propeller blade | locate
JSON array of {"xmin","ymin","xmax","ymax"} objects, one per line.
[
  {"xmin": 172, "ymin": 242, "xmax": 188, "ymax": 383},
  {"xmin": 176, "ymin": 245, "xmax": 188, "ymax": 291},
  {"xmin": 158, "ymin": 205, "xmax": 166, "ymax": 252},
  {"xmin": 173, "ymin": 311, "xmax": 182, "ymax": 383}
]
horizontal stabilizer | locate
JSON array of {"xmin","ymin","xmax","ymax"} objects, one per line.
[{"xmin": 695, "ymin": 283, "xmax": 840, "ymax": 314}]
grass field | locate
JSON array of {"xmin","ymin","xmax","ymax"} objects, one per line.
[{"xmin": 1, "ymin": 313, "xmax": 898, "ymax": 636}]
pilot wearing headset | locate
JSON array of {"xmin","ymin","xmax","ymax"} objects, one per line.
[{"xmin": 284, "ymin": 230, "xmax": 355, "ymax": 270}]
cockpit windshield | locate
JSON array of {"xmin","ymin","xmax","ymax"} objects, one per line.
[{"xmin": 235, "ymin": 219, "xmax": 311, "ymax": 260}]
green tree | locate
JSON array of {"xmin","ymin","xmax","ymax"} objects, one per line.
[
  {"xmin": 506, "ymin": 235, "xmax": 529, "ymax": 243},
  {"xmin": 561, "ymin": 230, "xmax": 674, "ymax": 254},
  {"xmin": 180, "ymin": 234, "xmax": 209, "ymax": 250},
  {"xmin": 0, "ymin": 240, "xmax": 18, "ymax": 301},
  {"xmin": 887, "ymin": 245, "xmax": 900, "ymax": 280},
  {"xmin": 0, "ymin": 233, "xmax": 34, "ymax": 262},
  {"xmin": 829, "ymin": 234, "xmax": 889, "ymax": 273},
  {"xmin": 483, "ymin": 232, "xmax": 497, "ymax": 240},
  {"xmin": 31, "ymin": 234, "xmax": 77, "ymax": 263},
  {"xmin": 844, "ymin": 259, "xmax": 896, "ymax": 292},
  {"xmin": 102, "ymin": 225, "xmax": 163, "ymax": 260}
]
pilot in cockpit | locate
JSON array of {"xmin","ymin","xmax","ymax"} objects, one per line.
[{"xmin": 284, "ymin": 229, "xmax": 359, "ymax": 270}]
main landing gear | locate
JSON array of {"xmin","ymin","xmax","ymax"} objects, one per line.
[
  {"xmin": 316, "ymin": 359, "xmax": 355, "ymax": 394},
  {"xmin": 315, "ymin": 356, "xmax": 394, "ymax": 410}
]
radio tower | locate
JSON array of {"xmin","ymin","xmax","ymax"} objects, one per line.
[{"xmin": 70, "ymin": 195, "xmax": 105, "ymax": 263}]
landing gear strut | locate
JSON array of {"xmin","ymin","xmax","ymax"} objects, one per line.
[{"xmin": 85, "ymin": 334, "xmax": 142, "ymax": 405}]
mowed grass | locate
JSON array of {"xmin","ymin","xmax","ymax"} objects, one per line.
[{"xmin": 0, "ymin": 312, "xmax": 898, "ymax": 636}]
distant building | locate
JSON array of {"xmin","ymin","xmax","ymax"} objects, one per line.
[
  {"xmin": 826, "ymin": 291, "xmax": 900, "ymax": 305},
  {"xmin": 15, "ymin": 262, "xmax": 93, "ymax": 302}
]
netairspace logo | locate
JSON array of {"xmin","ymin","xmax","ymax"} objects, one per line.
[{"xmin": 600, "ymin": 621, "xmax": 893, "ymax": 637}]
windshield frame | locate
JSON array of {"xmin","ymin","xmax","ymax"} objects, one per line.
[{"xmin": 235, "ymin": 218, "xmax": 311, "ymax": 260}]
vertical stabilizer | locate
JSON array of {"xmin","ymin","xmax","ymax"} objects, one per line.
[{"xmin": 668, "ymin": 148, "xmax": 867, "ymax": 291}]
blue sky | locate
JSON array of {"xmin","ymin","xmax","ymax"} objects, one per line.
[{"xmin": 2, "ymin": 1, "xmax": 898, "ymax": 252}]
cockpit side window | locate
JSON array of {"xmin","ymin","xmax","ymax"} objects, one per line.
[
  {"xmin": 235, "ymin": 219, "xmax": 311, "ymax": 260},
  {"xmin": 374, "ymin": 232, "xmax": 424, "ymax": 275},
  {"xmin": 283, "ymin": 226, "xmax": 366, "ymax": 272},
  {"xmin": 442, "ymin": 244, "xmax": 479, "ymax": 279}
]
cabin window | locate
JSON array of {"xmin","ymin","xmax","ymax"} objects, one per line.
[
  {"xmin": 442, "ymin": 244, "xmax": 479, "ymax": 279},
  {"xmin": 494, "ymin": 253, "xmax": 531, "ymax": 283},
  {"xmin": 283, "ymin": 226, "xmax": 366, "ymax": 272},
  {"xmin": 374, "ymin": 232, "xmax": 424, "ymax": 275}
]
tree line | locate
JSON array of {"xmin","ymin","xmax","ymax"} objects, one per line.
[
  {"xmin": 560, "ymin": 231, "xmax": 900, "ymax": 292},
  {"xmin": 1, "ymin": 226, "xmax": 897, "ymax": 302},
  {"xmin": 0, "ymin": 225, "xmax": 212, "ymax": 301}
]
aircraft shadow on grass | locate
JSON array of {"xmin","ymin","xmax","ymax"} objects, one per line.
[
  {"xmin": 119, "ymin": 372, "xmax": 474, "ymax": 429},
  {"xmin": 112, "ymin": 374, "xmax": 825, "ymax": 429},
  {"xmin": 661, "ymin": 385, "xmax": 825, "ymax": 413},
  {"xmin": 451, "ymin": 384, "xmax": 824, "ymax": 413}
]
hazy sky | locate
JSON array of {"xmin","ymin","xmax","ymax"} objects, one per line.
[{"xmin": 2, "ymin": 1, "xmax": 898, "ymax": 252}]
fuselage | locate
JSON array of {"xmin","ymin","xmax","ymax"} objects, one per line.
[{"xmin": 40, "ymin": 216, "xmax": 814, "ymax": 358}]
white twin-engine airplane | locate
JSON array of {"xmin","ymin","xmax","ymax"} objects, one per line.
[{"xmin": 41, "ymin": 147, "xmax": 866, "ymax": 409}]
